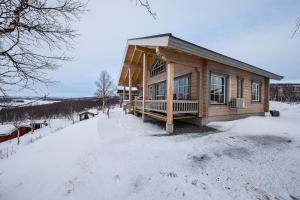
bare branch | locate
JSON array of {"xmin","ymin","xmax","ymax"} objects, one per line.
[
  {"xmin": 0, "ymin": 0, "xmax": 87, "ymax": 96},
  {"xmin": 291, "ymin": 17, "xmax": 300, "ymax": 38},
  {"xmin": 136, "ymin": 0, "xmax": 156, "ymax": 19}
]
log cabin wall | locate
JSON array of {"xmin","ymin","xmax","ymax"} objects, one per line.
[
  {"xmin": 206, "ymin": 60, "xmax": 266, "ymax": 117},
  {"xmin": 144, "ymin": 51, "xmax": 268, "ymax": 117},
  {"xmin": 147, "ymin": 63, "xmax": 200, "ymax": 100}
]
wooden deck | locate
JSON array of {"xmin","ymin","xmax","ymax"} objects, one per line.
[{"xmin": 133, "ymin": 99, "xmax": 198, "ymax": 122}]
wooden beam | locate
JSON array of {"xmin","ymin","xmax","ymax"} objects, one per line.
[
  {"xmin": 264, "ymin": 77, "xmax": 270, "ymax": 112},
  {"xmin": 166, "ymin": 62, "xmax": 174, "ymax": 134},
  {"xmin": 196, "ymin": 67, "xmax": 201, "ymax": 117},
  {"xmin": 135, "ymin": 46, "xmax": 156, "ymax": 54},
  {"xmin": 124, "ymin": 63, "xmax": 141, "ymax": 69},
  {"xmin": 156, "ymin": 47, "xmax": 202, "ymax": 68},
  {"xmin": 129, "ymin": 65, "xmax": 132, "ymax": 104},
  {"xmin": 199, "ymin": 60, "xmax": 209, "ymax": 117},
  {"xmin": 142, "ymin": 52, "xmax": 148, "ymax": 121},
  {"xmin": 135, "ymin": 51, "xmax": 143, "ymax": 65}
]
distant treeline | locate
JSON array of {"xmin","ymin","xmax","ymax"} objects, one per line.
[
  {"xmin": 270, "ymin": 84, "xmax": 300, "ymax": 103},
  {"xmin": 0, "ymin": 96, "xmax": 119, "ymax": 123}
]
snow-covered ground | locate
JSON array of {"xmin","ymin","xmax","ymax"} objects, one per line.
[
  {"xmin": 0, "ymin": 102, "xmax": 299, "ymax": 200},
  {"xmin": 3, "ymin": 99, "xmax": 59, "ymax": 107}
]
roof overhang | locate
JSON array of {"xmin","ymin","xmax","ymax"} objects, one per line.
[{"xmin": 118, "ymin": 33, "xmax": 283, "ymax": 85}]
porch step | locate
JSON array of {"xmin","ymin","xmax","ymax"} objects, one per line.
[
  {"xmin": 136, "ymin": 110, "xmax": 167, "ymax": 121},
  {"xmin": 135, "ymin": 110, "xmax": 197, "ymax": 122}
]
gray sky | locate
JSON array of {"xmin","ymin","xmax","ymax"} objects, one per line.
[{"xmin": 29, "ymin": 0, "xmax": 300, "ymax": 97}]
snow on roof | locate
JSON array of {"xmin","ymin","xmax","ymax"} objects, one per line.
[
  {"xmin": 117, "ymin": 86, "xmax": 138, "ymax": 91},
  {"xmin": 0, "ymin": 125, "xmax": 16, "ymax": 136},
  {"xmin": 79, "ymin": 109, "xmax": 98, "ymax": 115}
]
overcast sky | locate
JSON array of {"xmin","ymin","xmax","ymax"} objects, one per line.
[{"xmin": 26, "ymin": 0, "xmax": 300, "ymax": 97}]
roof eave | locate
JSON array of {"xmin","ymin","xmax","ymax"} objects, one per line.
[{"xmin": 168, "ymin": 36, "xmax": 283, "ymax": 80}]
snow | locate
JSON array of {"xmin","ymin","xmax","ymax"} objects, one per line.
[
  {"xmin": 0, "ymin": 102, "xmax": 300, "ymax": 200},
  {"xmin": 0, "ymin": 125, "xmax": 16, "ymax": 136},
  {"xmin": 3, "ymin": 99, "xmax": 59, "ymax": 107}
]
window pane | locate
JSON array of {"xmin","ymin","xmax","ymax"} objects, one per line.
[{"xmin": 210, "ymin": 74, "xmax": 226, "ymax": 104}]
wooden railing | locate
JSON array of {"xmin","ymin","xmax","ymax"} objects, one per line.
[
  {"xmin": 135, "ymin": 99, "xmax": 198, "ymax": 114},
  {"xmin": 173, "ymin": 100, "xmax": 198, "ymax": 114},
  {"xmin": 123, "ymin": 99, "xmax": 130, "ymax": 105}
]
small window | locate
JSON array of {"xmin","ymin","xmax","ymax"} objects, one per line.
[
  {"xmin": 174, "ymin": 75, "xmax": 190, "ymax": 100},
  {"xmin": 251, "ymin": 81, "xmax": 261, "ymax": 102},
  {"xmin": 150, "ymin": 59, "xmax": 166, "ymax": 77},
  {"xmin": 237, "ymin": 77, "xmax": 244, "ymax": 98},
  {"xmin": 155, "ymin": 82, "xmax": 166, "ymax": 100},
  {"xmin": 210, "ymin": 73, "xmax": 226, "ymax": 105}
]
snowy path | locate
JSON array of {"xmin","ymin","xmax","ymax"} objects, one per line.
[{"xmin": 0, "ymin": 103, "xmax": 300, "ymax": 200}]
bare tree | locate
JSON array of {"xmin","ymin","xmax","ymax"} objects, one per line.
[
  {"xmin": 95, "ymin": 70, "xmax": 115, "ymax": 113},
  {"xmin": 0, "ymin": 0, "xmax": 87, "ymax": 96},
  {"xmin": 292, "ymin": 17, "xmax": 300, "ymax": 38},
  {"xmin": 12, "ymin": 114, "xmax": 25, "ymax": 145},
  {"xmin": 136, "ymin": 0, "xmax": 156, "ymax": 19}
]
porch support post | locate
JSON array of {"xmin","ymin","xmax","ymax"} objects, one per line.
[
  {"xmin": 128, "ymin": 66, "xmax": 132, "ymax": 104},
  {"xmin": 142, "ymin": 52, "xmax": 148, "ymax": 121},
  {"xmin": 195, "ymin": 67, "xmax": 201, "ymax": 117},
  {"xmin": 200, "ymin": 60, "xmax": 209, "ymax": 118},
  {"xmin": 166, "ymin": 62, "xmax": 174, "ymax": 134},
  {"xmin": 264, "ymin": 77, "xmax": 270, "ymax": 112},
  {"xmin": 122, "ymin": 86, "xmax": 125, "ymax": 100}
]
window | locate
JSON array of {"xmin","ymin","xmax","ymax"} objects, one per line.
[
  {"xmin": 251, "ymin": 81, "xmax": 261, "ymax": 102},
  {"xmin": 155, "ymin": 82, "xmax": 166, "ymax": 100},
  {"xmin": 148, "ymin": 85, "xmax": 154, "ymax": 100},
  {"xmin": 210, "ymin": 73, "xmax": 226, "ymax": 104},
  {"xmin": 174, "ymin": 75, "xmax": 190, "ymax": 100},
  {"xmin": 150, "ymin": 59, "xmax": 166, "ymax": 77},
  {"xmin": 237, "ymin": 77, "xmax": 244, "ymax": 98}
]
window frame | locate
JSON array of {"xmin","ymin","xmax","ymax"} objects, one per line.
[
  {"xmin": 173, "ymin": 74, "xmax": 191, "ymax": 100},
  {"xmin": 237, "ymin": 77, "xmax": 244, "ymax": 98},
  {"xmin": 149, "ymin": 59, "xmax": 166, "ymax": 77},
  {"xmin": 210, "ymin": 72, "xmax": 227, "ymax": 105},
  {"xmin": 155, "ymin": 81, "xmax": 166, "ymax": 100},
  {"xmin": 251, "ymin": 81, "xmax": 262, "ymax": 103}
]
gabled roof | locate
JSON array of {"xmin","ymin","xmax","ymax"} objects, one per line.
[{"xmin": 125, "ymin": 33, "xmax": 283, "ymax": 80}]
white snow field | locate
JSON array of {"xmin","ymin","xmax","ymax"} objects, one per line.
[{"xmin": 0, "ymin": 102, "xmax": 300, "ymax": 200}]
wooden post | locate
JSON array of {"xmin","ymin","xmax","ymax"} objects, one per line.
[
  {"xmin": 122, "ymin": 86, "xmax": 125, "ymax": 107},
  {"xmin": 128, "ymin": 66, "xmax": 132, "ymax": 104},
  {"xmin": 142, "ymin": 53, "xmax": 148, "ymax": 121},
  {"xmin": 199, "ymin": 60, "xmax": 208, "ymax": 118},
  {"xmin": 166, "ymin": 62, "xmax": 174, "ymax": 134},
  {"xmin": 196, "ymin": 67, "xmax": 201, "ymax": 117},
  {"xmin": 264, "ymin": 77, "xmax": 270, "ymax": 112}
]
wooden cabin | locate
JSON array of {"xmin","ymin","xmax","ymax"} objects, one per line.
[
  {"xmin": 0, "ymin": 125, "xmax": 32, "ymax": 143},
  {"xmin": 30, "ymin": 120, "xmax": 48, "ymax": 131},
  {"xmin": 117, "ymin": 33, "xmax": 283, "ymax": 134},
  {"xmin": 117, "ymin": 86, "xmax": 139, "ymax": 104},
  {"xmin": 79, "ymin": 111, "xmax": 95, "ymax": 121}
]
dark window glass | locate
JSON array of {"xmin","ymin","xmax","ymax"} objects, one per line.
[
  {"xmin": 210, "ymin": 73, "xmax": 226, "ymax": 104},
  {"xmin": 150, "ymin": 59, "xmax": 166, "ymax": 77},
  {"xmin": 237, "ymin": 78, "xmax": 244, "ymax": 98},
  {"xmin": 155, "ymin": 82, "xmax": 166, "ymax": 100},
  {"xmin": 252, "ymin": 82, "xmax": 261, "ymax": 102},
  {"xmin": 173, "ymin": 75, "xmax": 190, "ymax": 100}
]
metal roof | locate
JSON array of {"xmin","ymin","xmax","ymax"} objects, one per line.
[{"xmin": 127, "ymin": 33, "xmax": 283, "ymax": 80}]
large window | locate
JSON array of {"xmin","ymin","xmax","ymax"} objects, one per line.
[
  {"xmin": 210, "ymin": 73, "xmax": 226, "ymax": 105},
  {"xmin": 237, "ymin": 77, "xmax": 244, "ymax": 98},
  {"xmin": 251, "ymin": 81, "xmax": 261, "ymax": 102},
  {"xmin": 150, "ymin": 59, "xmax": 166, "ymax": 77},
  {"xmin": 155, "ymin": 82, "xmax": 166, "ymax": 100},
  {"xmin": 174, "ymin": 75, "xmax": 190, "ymax": 100}
]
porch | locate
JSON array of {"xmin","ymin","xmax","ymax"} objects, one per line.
[
  {"xmin": 118, "ymin": 44, "xmax": 205, "ymax": 134},
  {"xmin": 123, "ymin": 99, "xmax": 199, "ymax": 123}
]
